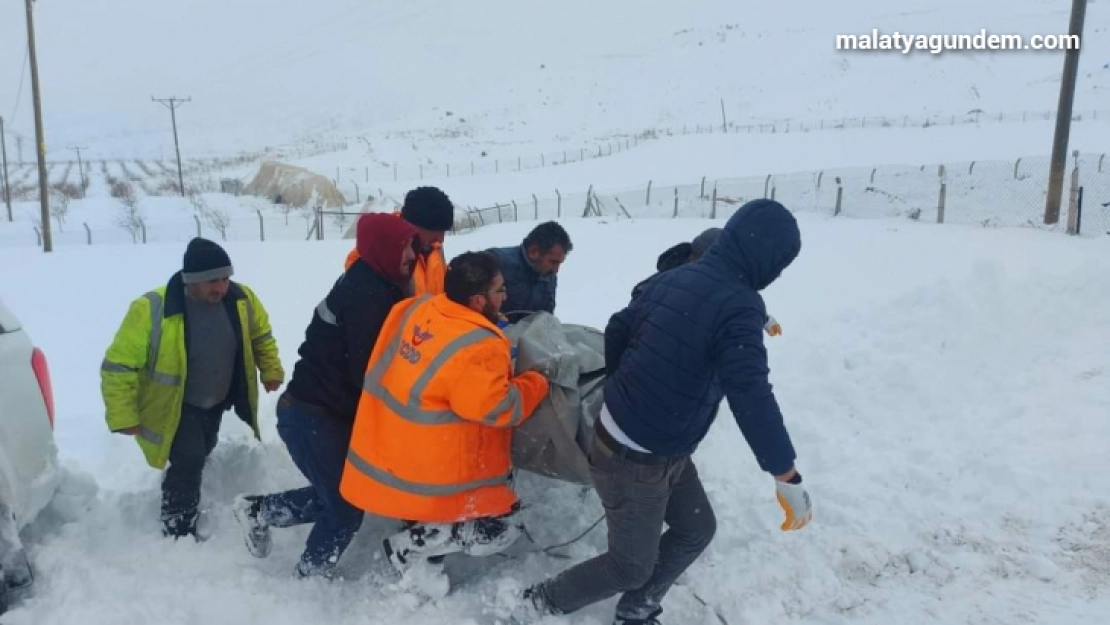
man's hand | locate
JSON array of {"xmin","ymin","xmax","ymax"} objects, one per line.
[
  {"xmin": 774, "ymin": 471, "xmax": 812, "ymax": 531},
  {"xmin": 263, "ymin": 380, "xmax": 282, "ymax": 393},
  {"xmin": 116, "ymin": 426, "xmax": 141, "ymax": 436}
]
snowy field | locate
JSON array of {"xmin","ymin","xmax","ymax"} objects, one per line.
[
  {"xmin": 1, "ymin": 214, "xmax": 1108, "ymax": 625},
  {"xmin": 2, "ymin": 0, "xmax": 1110, "ymax": 622}
]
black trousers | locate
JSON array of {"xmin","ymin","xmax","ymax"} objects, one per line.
[{"xmin": 161, "ymin": 403, "xmax": 223, "ymax": 536}]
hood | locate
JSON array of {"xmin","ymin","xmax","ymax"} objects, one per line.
[
  {"xmin": 355, "ymin": 213, "xmax": 419, "ymax": 286},
  {"xmin": 699, "ymin": 199, "xmax": 801, "ymax": 291}
]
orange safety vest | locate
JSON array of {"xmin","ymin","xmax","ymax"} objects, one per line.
[
  {"xmin": 344, "ymin": 212, "xmax": 446, "ymax": 295},
  {"xmin": 340, "ymin": 294, "xmax": 549, "ymax": 523}
]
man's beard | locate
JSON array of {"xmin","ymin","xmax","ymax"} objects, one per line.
[{"xmin": 481, "ymin": 301, "xmax": 499, "ymax": 323}]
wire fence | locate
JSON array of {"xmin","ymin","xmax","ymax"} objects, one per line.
[
  {"xmin": 455, "ymin": 152, "xmax": 1110, "ymax": 238},
  {"xmin": 322, "ymin": 107, "xmax": 1110, "ymax": 199}
]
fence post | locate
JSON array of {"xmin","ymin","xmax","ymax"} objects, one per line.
[
  {"xmin": 834, "ymin": 179, "xmax": 843, "ymax": 216},
  {"xmin": 556, "ymin": 189, "xmax": 562, "ymax": 217},
  {"xmin": 1013, "ymin": 158, "xmax": 1022, "ymax": 179},
  {"xmin": 257, "ymin": 209, "xmax": 265, "ymax": 241},
  {"xmin": 33, "ymin": 226, "xmax": 41, "ymax": 246},
  {"xmin": 419, "ymin": 164, "xmax": 423, "ymax": 179},
  {"xmin": 495, "ymin": 203, "xmax": 503, "ymax": 223},
  {"xmin": 870, "ymin": 168, "xmax": 876, "ymax": 184},
  {"xmin": 447, "ymin": 163, "xmax": 450, "ymax": 177},
  {"xmin": 938, "ymin": 164, "xmax": 945, "ymax": 179},
  {"xmin": 770, "ymin": 186, "xmax": 776, "ymax": 201},
  {"xmin": 84, "ymin": 222, "xmax": 91, "ymax": 245},
  {"xmin": 673, "ymin": 188, "xmax": 678, "ymax": 218},
  {"xmin": 646, "ymin": 180, "xmax": 652, "ymax": 205},
  {"xmin": 140, "ymin": 219, "xmax": 147, "ymax": 244},
  {"xmin": 817, "ymin": 171, "xmax": 823, "ymax": 188},
  {"xmin": 711, "ymin": 184, "xmax": 718, "ymax": 219},
  {"xmin": 700, "ymin": 176, "xmax": 706, "ymax": 198},
  {"xmin": 937, "ymin": 182, "xmax": 946, "ymax": 224},
  {"xmin": 518, "ymin": 156, "xmax": 522, "ymax": 172},
  {"xmin": 512, "ymin": 200, "xmax": 518, "ymax": 222},
  {"xmin": 1066, "ymin": 166, "xmax": 1081, "ymax": 234},
  {"xmin": 1099, "ymin": 154, "xmax": 1105, "ymax": 173},
  {"xmin": 764, "ymin": 174, "xmax": 771, "ymax": 198},
  {"xmin": 1075, "ymin": 186, "xmax": 1084, "ymax": 235},
  {"xmin": 533, "ymin": 194, "xmax": 538, "ymax": 219},
  {"xmin": 193, "ymin": 214, "xmax": 201, "ymax": 237},
  {"xmin": 365, "ymin": 166, "xmax": 369, "ymax": 182},
  {"xmin": 969, "ymin": 161, "xmax": 976, "ymax": 175}
]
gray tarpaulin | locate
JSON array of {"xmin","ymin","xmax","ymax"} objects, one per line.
[{"xmin": 504, "ymin": 312, "xmax": 605, "ymax": 485}]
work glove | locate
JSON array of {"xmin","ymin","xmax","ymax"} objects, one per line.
[
  {"xmin": 775, "ymin": 477, "xmax": 812, "ymax": 531},
  {"xmin": 764, "ymin": 314, "xmax": 782, "ymax": 337}
]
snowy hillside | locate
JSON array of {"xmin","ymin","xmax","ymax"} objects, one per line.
[
  {"xmin": 1, "ymin": 0, "xmax": 1109, "ymax": 161},
  {"xmin": 1, "ymin": 216, "xmax": 1109, "ymax": 624}
]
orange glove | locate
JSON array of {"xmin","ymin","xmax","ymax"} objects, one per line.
[{"xmin": 765, "ymin": 314, "xmax": 782, "ymax": 337}]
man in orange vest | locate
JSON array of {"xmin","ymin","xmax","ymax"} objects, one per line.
[
  {"xmin": 339, "ymin": 251, "xmax": 550, "ymax": 577},
  {"xmin": 344, "ymin": 186, "xmax": 453, "ymax": 296}
]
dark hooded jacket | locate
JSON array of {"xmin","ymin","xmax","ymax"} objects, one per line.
[
  {"xmin": 602, "ymin": 200, "xmax": 800, "ymax": 474},
  {"xmin": 285, "ymin": 213, "xmax": 418, "ymax": 423}
]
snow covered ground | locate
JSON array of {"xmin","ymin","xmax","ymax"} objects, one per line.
[{"xmin": 1, "ymin": 213, "xmax": 1108, "ymax": 624}]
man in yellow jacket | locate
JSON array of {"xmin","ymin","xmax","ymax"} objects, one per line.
[
  {"xmin": 100, "ymin": 238, "xmax": 284, "ymax": 539},
  {"xmin": 340, "ymin": 251, "xmax": 549, "ymax": 577},
  {"xmin": 343, "ymin": 186, "xmax": 454, "ymax": 296}
]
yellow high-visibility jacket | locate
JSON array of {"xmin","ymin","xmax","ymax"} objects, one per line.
[{"xmin": 100, "ymin": 273, "xmax": 284, "ymax": 469}]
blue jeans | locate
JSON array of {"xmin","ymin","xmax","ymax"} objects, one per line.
[{"xmin": 260, "ymin": 394, "xmax": 364, "ymax": 573}]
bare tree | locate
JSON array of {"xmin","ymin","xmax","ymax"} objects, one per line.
[
  {"xmin": 112, "ymin": 181, "xmax": 143, "ymax": 243},
  {"xmin": 189, "ymin": 190, "xmax": 231, "ymax": 241},
  {"xmin": 49, "ymin": 189, "xmax": 70, "ymax": 232},
  {"xmin": 48, "ymin": 182, "xmax": 80, "ymax": 232}
]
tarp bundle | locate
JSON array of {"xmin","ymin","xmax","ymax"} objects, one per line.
[{"xmin": 504, "ymin": 312, "xmax": 605, "ymax": 485}]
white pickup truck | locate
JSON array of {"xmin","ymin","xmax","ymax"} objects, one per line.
[{"xmin": 0, "ymin": 299, "xmax": 60, "ymax": 614}]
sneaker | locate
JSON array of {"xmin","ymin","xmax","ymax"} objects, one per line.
[
  {"xmin": 382, "ymin": 522, "xmax": 460, "ymax": 575},
  {"xmin": 613, "ymin": 607, "xmax": 663, "ymax": 625},
  {"xmin": 232, "ymin": 495, "xmax": 272, "ymax": 558}
]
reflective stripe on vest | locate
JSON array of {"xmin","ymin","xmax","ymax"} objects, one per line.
[
  {"xmin": 346, "ymin": 448, "xmax": 509, "ymax": 496},
  {"xmin": 143, "ymin": 291, "xmax": 183, "ymax": 387}
]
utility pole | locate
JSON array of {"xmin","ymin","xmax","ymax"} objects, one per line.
[
  {"xmin": 67, "ymin": 145, "xmax": 88, "ymax": 195},
  {"xmin": 15, "ymin": 135, "xmax": 24, "ymax": 166},
  {"xmin": 26, "ymin": 0, "xmax": 51, "ymax": 251},
  {"xmin": 152, "ymin": 96, "xmax": 190, "ymax": 196},
  {"xmin": 1045, "ymin": 0, "xmax": 1088, "ymax": 224},
  {"xmin": 1, "ymin": 116, "xmax": 11, "ymax": 222}
]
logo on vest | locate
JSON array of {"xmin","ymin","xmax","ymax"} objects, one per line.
[{"xmin": 400, "ymin": 324, "xmax": 434, "ymax": 364}]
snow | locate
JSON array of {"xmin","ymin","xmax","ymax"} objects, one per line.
[
  {"xmin": 1, "ymin": 214, "xmax": 1109, "ymax": 624},
  {"xmin": 2, "ymin": 0, "xmax": 1110, "ymax": 621}
]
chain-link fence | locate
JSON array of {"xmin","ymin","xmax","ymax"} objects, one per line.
[{"xmin": 455, "ymin": 152, "xmax": 1110, "ymax": 238}]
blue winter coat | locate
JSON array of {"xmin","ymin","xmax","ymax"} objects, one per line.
[
  {"xmin": 602, "ymin": 199, "xmax": 801, "ymax": 475},
  {"xmin": 487, "ymin": 245, "xmax": 557, "ymax": 323}
]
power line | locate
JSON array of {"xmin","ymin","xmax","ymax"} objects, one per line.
[
  {"xmin": 152, "ymin": 96, "xmax": 190, "ymax": 196},
  {"xmin": 8, "ymin": 33, "xmax": 29, "ymax": 122},
  {"xmin": 67, "ymin": 145, "xmax": 88, "ymax": 195}
]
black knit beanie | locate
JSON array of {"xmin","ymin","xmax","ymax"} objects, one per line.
[
  {"xmin": 182, "ymin": 237, "xmax": 233, "ymax": 284},
  {"xmin": 400, "ymin": 186, "xmax": 455, "ymax": 231}
]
